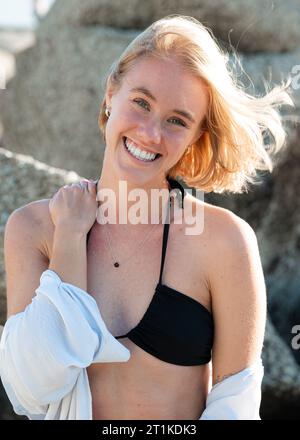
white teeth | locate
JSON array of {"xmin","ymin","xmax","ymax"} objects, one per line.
[{"xmin": 125, "ymin": 138, "xmax": 158, "ymax": 162}]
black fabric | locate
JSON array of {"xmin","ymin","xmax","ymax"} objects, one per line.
[{"xmin": 87, "ymin": 177, "xmax": 214, "ymax": 366}]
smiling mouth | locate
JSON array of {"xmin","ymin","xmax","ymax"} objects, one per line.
[{"xmin": 123, "ymin": 137, "xmax": 162, "ymax": 162}]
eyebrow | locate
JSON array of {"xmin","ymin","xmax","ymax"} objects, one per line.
[{"xmin": 130, "ymin": 86, "xmax": 196, "ymax": 124}]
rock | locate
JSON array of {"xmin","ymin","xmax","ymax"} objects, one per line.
[
  {"xmin": 0, "ymin": 48, "xmax": 15, "ymax": 88},
  {"xmin": 239, "ymin": 49, "xmax": 300, "ymax": 109},
  {"xmin": 1, "ymin": 26, "xmax": 138, "ymax": 180},
  {"xmin": 39, "ymin": 0, "xmax": 300, "ymax": 53},
  {"xmin": 0, "ymin": 147, "xmax": 84, "ymax": 325},
  {"xmin": 261, "ymin": 318, "xmax": 300, "ymax": 419},
  {"xmin": 255, "ymin": 135, "xmax": 300, "ymax": 366},
  {"xmin": 0, "ymin": 30, "xmax": 36, "ymax": 91}
]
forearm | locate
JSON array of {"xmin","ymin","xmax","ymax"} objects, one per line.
[
  {"xmin": 49, "ymin": 225, "xmax": 88, "ymax": 291},
  {"xmin": 199, "ymin": 358, "xmax": 264, "ymax": 420},
  {"xmin": 0, "ymin": 269, "xmax": 131, "ymax": 418}
]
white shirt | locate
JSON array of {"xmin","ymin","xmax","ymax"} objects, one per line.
[{"xmin": 0, "ymin": 269, "xmax": 264, "ymax": 420}]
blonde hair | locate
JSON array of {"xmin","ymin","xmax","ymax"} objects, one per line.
[{"xmin": 98, "ymin": 14, "xmax": 294, "ymax": 193}]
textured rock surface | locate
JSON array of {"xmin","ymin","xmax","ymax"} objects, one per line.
[
  {"xmin": 261, "ymin": 318, "xmax": 300, "ymax": 419},
  {"xmin": 0, "ymin": 26, "xmax": 138, "ymax": 180},
  {"xmin": 255, "ymin": 137, "xmax": 300, "ymax": 365},
  {"xmin": 0, "ymin": 147, "xmax": 83, "ymax": 324},
  {"xmin": 39, "ymin": 0, "xmax": 300, "ymax": 52}
]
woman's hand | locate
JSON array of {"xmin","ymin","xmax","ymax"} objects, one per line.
[{"xmin": 49, "ymin": 180, "xmax": 98, "ymax": 235}]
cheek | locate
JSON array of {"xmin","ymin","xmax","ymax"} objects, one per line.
[
  {"xmin": 165, "ymin": 129, "xmax": 188, "ymax": 150},
  {"xmin": 165, "ymin": 140, "xmax": 187, "ymax": 162},
  {"xmin": 107, "ymin": 107, "xmax": 132, "ymax": 137},
  {"xmin": 166, "ymin": 132, "xmax": 190, "ymax": 161},
  {"xmin": 117, "ymin": 103, "xmax": 142, "ymax": 127}
]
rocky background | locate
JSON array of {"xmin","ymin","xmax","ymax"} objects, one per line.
[{"xmin": 0, "ymin": 0, "xmax": 300, "ymax": 420}]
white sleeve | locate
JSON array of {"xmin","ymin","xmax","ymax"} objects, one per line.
[
  {"xmin": 199, "ymin": 358, "xmax": 264, "ymax": 420},
  {"xmin": 0, "ymin": 269, "xmax": 130, "ymax": 419}
]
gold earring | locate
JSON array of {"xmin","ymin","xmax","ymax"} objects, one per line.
[{"xmin": 105, "ymin": 108, "xmax": 111, "ymax": 118}]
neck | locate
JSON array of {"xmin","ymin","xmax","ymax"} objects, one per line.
[{"xmin": 96, "ymin": 168, "xmax": 172, "ymax": 227}]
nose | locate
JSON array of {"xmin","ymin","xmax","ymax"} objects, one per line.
[{"xmin": 137, "ymin": 117, "xmax": 162, "ymax": 146}]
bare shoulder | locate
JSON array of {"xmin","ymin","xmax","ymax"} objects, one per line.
[
  {"xmin": 207, "ymin": 203, "xmax": 256, "ymax": 249},
  {"xmin": 30, "ymin": 198, "xmax": 55, "ymax": 260},
  {"xmin": 183, "ymin": 191, "xmax": 255, "ymax": 240},
  {"xmin": 198, "ymin": 199, "xmax": 262, "ymax": 302},
  {"xmin": 203, "ymin": 202, "xmax": 257, "ymax": 266},
  {"xmin": 4, "ymin": 199, "xmax": 55, "ymax": 318},
  {"xmin": 25, "ymin": 198, "xmax": 53, "ymax": 227},
  {"xmin": 7, "ymin": 198, "xmax": 54, "ymax": 261},
  {"xmin": 183, "ymin": 192, "xmax": 258, "ymax": 280}
]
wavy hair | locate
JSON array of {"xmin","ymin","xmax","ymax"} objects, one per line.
[{"xmin": 98, "ymin": 15, "xmax": 294, "ymax": 193}]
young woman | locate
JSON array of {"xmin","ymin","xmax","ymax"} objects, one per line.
[{"xmin": 0, "ymin": 15, "xmax": 293, "ymax": 420}]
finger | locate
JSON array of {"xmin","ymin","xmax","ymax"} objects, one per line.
[
  {"xmin": 75, "ymin": 181, "xmax": 87, "ymax": 191},
  {"xmin": 87, "ymin": 180, "xmax": 96, "ymax": 192},
  {"xmin": 82, "ymin": 179, "xmax": 93, "ymax": 189}
]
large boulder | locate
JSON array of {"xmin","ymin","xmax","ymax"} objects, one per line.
[
  {"xmin": 0, "ymin": 26, "xmax": 138, "ymax": 180},
  {"xmin": 0, "ymin": 29, "xmax": 35, "ymax": 86},
  {"xmin": 255, "ymin": 136, "xmax": 300, "ymax": 365},
  {"xmin": 39, "ymin": 0, "xmax": 300, "ymax": 52},
  {"xmin": 261, "ymin": 318, "xmax": 300, "ymax": 419},
  {"xmin": 0, "ymin": 147, "xmax": 83, "ymax": 325}
]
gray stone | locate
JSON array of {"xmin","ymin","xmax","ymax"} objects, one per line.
[
  {"xmin": 40, "ymin": 0, "xmax": 300, "ymax": 53},
  {"xmin": 0, "ymin": 147, "xmax": 83, "ymax": 325},
  {"xmin": 1, "ymin": 26, "xmax": 138, "ymax": 180},
  {"xmin": 261, "ymin": 318, "xmax": 300, "ymax": 419},
  {"xmin": 255, "ymin": 135, "xmax": 300, "ymax": 366}
]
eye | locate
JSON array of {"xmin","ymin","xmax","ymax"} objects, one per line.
[
  {"xmin": 132, "ymin": 98, "xmax": 187, "ymax": 128},
  {"xmin": 168, "ymin": 117, "xmax": 186, "ymax": 127},
  {"xmin": 133, "ymin": 98, "xmax": 150, "ymax": 110}
]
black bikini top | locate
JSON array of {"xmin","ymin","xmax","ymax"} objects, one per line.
[{"xmin": 87, "ymin": 177, "xmax": 214, "ymax": 366}]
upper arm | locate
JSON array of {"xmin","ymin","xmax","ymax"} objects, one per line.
[
  {"xmin": 4, "ymin": 202, "xmax": 51, "ymax": 319},
  {"xmin": 208, "ymin": 210, "xmax": 267, "ymax": 387}
]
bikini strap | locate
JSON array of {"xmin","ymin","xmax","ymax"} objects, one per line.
[{"xmin": 158, "ymin": 177, "xmax": 186, "ymax": 284}]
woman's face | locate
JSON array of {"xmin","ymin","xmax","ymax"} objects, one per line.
[{"xmin": 105, "ymin": 55, "xmax": 208, "ymax": 186}]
